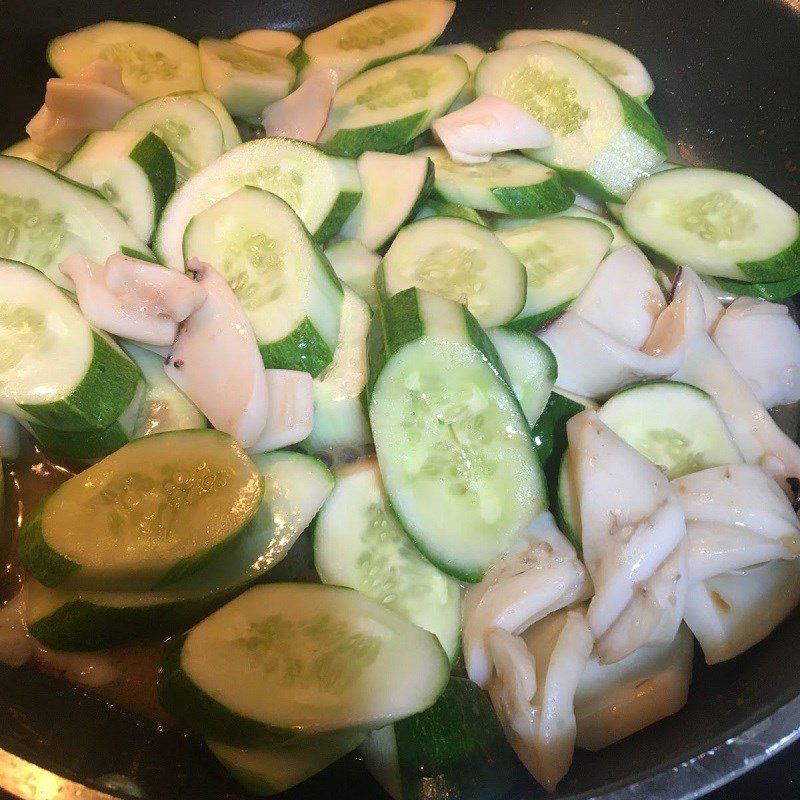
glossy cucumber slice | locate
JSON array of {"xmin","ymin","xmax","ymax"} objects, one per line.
[
  {"xmin": 556, "ymin": 451, "xmax": 581, "ymax": 547},
  {"xmin": 47, "ymin": 21, "xmax": 203, "ymax": 101},
  {"xmin": 183, "ymin": 186, "xmax": 343, "ymax": 376},
  {"xmin": 233, "ymin": 29, "xmax": 301, "ymax": 59},
  {"xmin": 429, "ymin": 42, "xmax": 486, "ymax": 109},
  {"xmin": 324, "ymin": 239, "xmax": 381, "ymax": 308},
  {"xmin": 157, "ymin": 582, "xmax": 450, "ymax": 746},
  {"xmin": 413, "ymin": 198, "xmax": 487, "ymax": 226},
  {"xmin": 180, "ymin": 92, "xmax": 242, "ymax": 151},
  {"xmin": 368, "ymin": 288, "xmax": 546, "ymax": 581},
  {"xmin": 314, "ymin": 459, "xmax": 461, "ymax": 660},
  {"xmin": 708, "ymin": 273, "xmax": 800, "ymax": 303},
  {"xmin": 2, "ymin": 139, "xmax": 67, "ymax": 171}
]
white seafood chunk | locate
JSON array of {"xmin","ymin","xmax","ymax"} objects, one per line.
[
  {"xmin": 672, "ymin": 266, "xmax": 724, "ymax": 331},
  {"xmin": 0, "ymin": 591, "xmax": 35, "ymax": 668},
  {"xmin": 262, "ymin": 68, "xmax": 339, "ymax": 142},
  {"xmin": 248, "ymin": 369, "xmax": 314, "ymax": 453}
]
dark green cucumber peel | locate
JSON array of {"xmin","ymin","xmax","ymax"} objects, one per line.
[
  {"xmin": 129, "ymin": 132, "xmax": 177, "ymax": 218},
  {"xmin": 321, "ymin": 112, "xmax": 429, "ymax": 159},
  {"xmin": 315, "ymin": 188, "xmax": 364, "ymax": 244},
  {"xmin": 28, "ymin": 417, "xmax": 132, "ymax": 461},
  {"xmin": 503, "ymin": 300, "xmax": 572, "ymax": 333},
  {"xmin": 490, "ymin": 175, "xmax": 575, "ymax": 218},
  {"xmin": 421, "ymin": 198, "xmax": 487, "ymax": 225},
  {"xmin": 738, "ymin": 229, "xmax": 800, "ymax": 282},
  {"xmin": 259, "ymin": 318, "xmax": 338, "ymax": 378},
  {"xmin": 17, "ymin": 502, "xmax": 79, "ymax": 588},
  {"xmin": 712, "ymin": 271, "xmax": 800, "ymax": 301}
]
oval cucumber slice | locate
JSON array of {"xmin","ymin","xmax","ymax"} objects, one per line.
[
  {"xmin": 2, "ymin": 139, "xmax": 67, "ymax": 171},
  {"xmin": 157, "ymin": 582, "xmax": 450, "ymax": 746},
  {"xmin": 178, "ymin": 91, "xmax": 242, "ymax": 151},
  {"xmin": 323, "ymin": 239, "xmax": 382, "ymax": 308},
  {"xmin": 417, "ymin": 146, "xmax": 574, "ymax": 216},
  {"xmin": 429, "ymin": 42, "xmax": 486, "ymax": 110},
  {"xmin": 380, "ymin": 216, "xmax": 526, "ymax": 327},
  {"xmin": 233, "ymin": 29, "xmax": 301, "ymax": 59},
  {"xmin": 314, "ymin": 459, "xmax": 461, "ymax": 660},
  {"xmin": 183, "ymin": 186, "xmax": 343, "ymax": 376},
  {"xmin": 621, "ymin": 167, "xmax": 800, "ymax": 281},
  {"xmin": 18, "ymin": 430, "xmax": 264, "ymax": 591},
  {"xmin": 47, "ymin": 21, "xmax": 203, "ymax": 101},
  {"xmin": 320, "ymin": 53, "xmax": 469, "ymax": 158},
  {"xmin": 413, "ymin": 198, "xmax": 487, "ymax": 226},
  {"xmin": 368, "ymin": 288, "xmax": 546, "ymax": 582}
]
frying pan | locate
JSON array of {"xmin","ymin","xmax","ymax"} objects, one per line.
[{"xmin": 1, "ymin": 1, "xmax": 799, "ymax": 798}]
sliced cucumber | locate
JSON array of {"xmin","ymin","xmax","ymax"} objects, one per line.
[
  {"xmin": 498, "ymin": 216, "xmax": 613, "ymax": 330},
  {"xmin": 233, "ymin": 30, "xmax": 301, "ymax": 59},
  {"xmin": 556, "ymin": 452, "xmax": 580, "ymax": 547},
  {"xmin": 155, "ymin": 138, "xmax": 362, "ymax": 267},
  {"xmin": 18, "ymin": 430, "xmax": 263, "ymax": 590},
  {"xmin": 597, "ymin": 381, "xmax": 743, "ymax": 479},
  {"xmin": 60, "ymin": 131, "xmax": 176, "ymax": 242},
  {"xmin": 115, "ymin": 95, "xmax": 225, "ymax": 183},
  {"xmin": 429, "ymin": 42, "xmax": 486, "ymax": 109},
  {"xmin": 323, "ymin": 239, "xmax": 381, "ymax": 308},
  {"xmin": 47, "ymin": 22, "xmax": 203, "ymax": 101},
  {"xmin": 380, "ymin": 216, "xmax": 526, "ymax": 327},
  {"xmin": 158, "ymin": 582, "xmax": 450, "ymax": 746},
  {"xmin": 0, "ymin": 260, "xmax": 141, "ymax": 431},
  {"xmin": 0, "ymin": 155, "xmax": 150, "ymax": 290},
  {"xmin": 621, "ymin": 167, "xmax": 800, "ymax": 281},
  {"xmin": 341, "ymin": 152, "xmax": 434, "ymax": 251},
  {"xmin": 413, "ymin": 198, "xmax": 487, "ymax": 226},
  {"xmin": 183, "ymin": 186, "xmax": 343, "ymax": 376},
  {"xmin": 417, "ymin": 146, "xmax": 573, "ymax": 216},
  {"xmin": 2, "ymin": 139, "xmax": 67, "ymax": 171},
  {"xmin": 181, "ymin": 91, "xmax": 242, "ymax": 151},
  {"xmin": 708, "ymin": 273, "xmax": 800, "ymax": 303},
  {"xmin": 314, "ymin": 459, "xmax": 461, "ymax": 659},
  {"xmin": 487, "ymin": 328, "xmax": 556, "ymax": 426},
  {"xmin": 497, "ymin": 29, "xmax": 654, "ymax": 100},
  {"xmin": 320, "ymin": 54, "xmax": 469, "ymax": 158},
  {"xmin": 199, "ymin": 39, "xmax": 295, "ymax": 118},
  {"xmin": 361, "ymin": 677, "xmax": 518, "ymax": 800},
  {"xmin": 297, "ymin": 0, "xmax": 456, "ymax": 83},
  {"xmin": 475, "ymin": 42, "xmax": 667, "ymax": 202},
  {"xmin": 368, "ymin": 288, "xmax": 546, "ymax": 582}
]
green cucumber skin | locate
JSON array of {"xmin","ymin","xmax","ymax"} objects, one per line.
[
  {"xmin": 419, "ymin": 199, "xmax": 487, "ymax": 226},
  {"xmin": 28, "ymin": 418, "xmax": 132, "ymax": 461},
  {"xmin": 19, "ymin": 331, "xmax": 142, "ymax": 433},
  {"xmin": 119, "ymin": 245, "xmax": 162, "ymax": 263},
  {"xmin": 129, "ymin": 132, "xmax": 177, "ymax": 222},
  {"xmin": 490, "ymin": 175, "xmax": 575, "ymax": 218},
  {"xmin": 258, "ymin": 318, "xmax": 338, "ymax": 378},
  {"xmin": 531, "ymin": 390, "xmax": 586, "ymax": 482},
  {"xmin": 503, "ymin": 300, "xmax": 572, "ymax": 333},
  {"xmin": 712, "ymin": 271, "xmax": 800, "ymax": 302},
  {"xmin": 738, "ymin": 226, "xmax": 800, "ymax": 282},
  {"xmin": 322, "ymin": 111, "xmax": 429, "ymax": 159},
  {"xmin": 17, "ymin": 503, "xmax": 79, "ymax": 588},
  {"xmin": 315, "ymin": 188, "xmax": 363, "ymax": 244}
]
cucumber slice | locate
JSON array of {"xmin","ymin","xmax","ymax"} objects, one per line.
[
  {"xmin": 340, "ymin": 152, "xmax": 434, "ymax": 251},
  {"xmin": 475, "ymin": 43, "xmax": 667, "ymax": 202},
  {"xmin": 556, "ymin": 452, "xmax": 580, "ymax": 547},
  {"xmin": 233, "ymin": 30, "xmax": 301, "ymax": 59},
  {"xmin": 157, "ymin": 582, "xmax": 450, "ymax": 746},
  {"xmin": 314, "ymin": 459, "xmax": 461, "ymax": 659},
  {"xmin": 368, "ymin": 288, "xmax": 546, "ymax": 582},
  {"xmin": 181, "ymin": 92, "xmax": 242, "ymax": 151},
  {"xmin": 207, "ymin": 731, "xmax": 364, "ymax": 796},
  {"xmin": 2, "ymin": 139, "xmax": 67, "ymax": 171},
  {"xmin": 413, "ymin": 198, "xmax": 487, "ymax": 226},
  {"xmin": 155, "ymin": 138, "xmax": 362, "ymax": 267},
  {"xmin": 380, "ymin": 217, "xmax": 526, "ymax": 327},
  {"xmin": 497, "ymin": 29, "xmax": 654, "ymax": 100},
  {"xmin": 60, "ymin": 131, "xmax": 176, "ymax": 242},
  {"xmin": 323, "ymin": 239, "xmax": 381, "ymax": 308},
  {"xmin": 304, "ymin": 288, "xmax": 372, "ymax": 456},
  {"xmin": 429, "ymin": 42, "xmax": 486, "ymax": 110},
  {"xmin": 416, "ymin": 146, "xmax": 574, "ymax": 216},
  {"xmin": 297, "ymin": 0, "xmax": 456, "ymax": 82},
  {"xmin": 0, "ymin": 155, "xmax": 151, "ymax": 291},
  {"xmin": 115, "ymin": 95, "xmax": 225, "ymax": 183},
  {"xmin": 498, "ymin": 216, "xmax": 613, "ymax": 330},
  {"xmin": 18, "ymin": 430, "xmax": 264, "ymax": 590},
  {"xmin": 709, "ymin": 272, "xmax": 800, "ymax": 303},
  {"xmin": 487, "ymin": 328, "xmax": 556, "ymax": 426},
  {"xmin": 621, "ymin": 167, "xmax": 800, "ymax": 281},
  {"xmin": 183, "ymin": 186, "xmax": 343, "ymax": 376},
  {"xmin": 0, "ymin": 260, "xmax": 141, "ymax": 432},
  {"xmin": 47, "ymin": 22, "xmax": 203, "ymax": 101},
  {"xmin": 199, "ymin": 39, "xmax": 296, "ymax": 118},
  {"xmin": 360, "ymin": 677, "xmax": 518, "ymax": 800},
  {"xmin": 597, "ymin": 381, "xmax": 743, "ymax": 479},
  {"xmin": 27, "ymin": 451, "xmax": 333, "ymax": 651},
  {"xmin": 320, "ymin": 54, "xmax": 469, "ymax": 158}
]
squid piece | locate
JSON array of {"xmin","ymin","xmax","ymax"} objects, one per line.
[
  {"xmin": 248, "ymin": 369, "xmax": 314, "ymax": 453},
  {"xmin": 0, "ymin": 591, "xmax": 34, "ymax": 668},
  {"xmin": 672, "ymin": 266, "xmax": 724, "ymax": 331},
  {"xmin": 60, "ymin": 252, "xmax": 207, "ymax": 347},
  {"xmin": 567, "ymin": 411, "xmax": 688, "ymax": 662},
  {"xmin": 462, "ymin": 513, "xmax": 592, "ymax": 687},
  {"xmin": 673, "ymin": 464, "xmax": 800, "ymax": 581},
  {"xmin": 432, "ymin": 95, "xmax": 552, "ymax": 164},
  {"xmin": 712, "ymin": 298, "xmax": 800, "ymax": 408},
  {"xmin": 685, "ymin": 560, "xmax": 800, "ymax": 664},
  {"xmin": 262, "ymin": 68, "xmax": 339, "ymax": 142}
]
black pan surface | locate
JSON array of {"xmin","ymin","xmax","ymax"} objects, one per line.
[{"xmin": 1, "ymin": 1, "xmax": 799, "ymax": 798}]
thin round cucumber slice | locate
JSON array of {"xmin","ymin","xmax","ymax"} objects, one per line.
[
  {"xmin": 233, "ymin": 29, "xmax": 301, "ymax": 59},
  {"xmin": 621, "ymin": 167, "xmax": 800, "ymax": 281},
  {"xmin": 429, "ymin": 42, "xmax": 486, "ymax": 109},
  {"xmin": 413, "ymin": 198, "xmax": 487, "ymax": 226},
  {"xmin": 475, "ymin": 42, "xmax": 667, "ymax": 202},
  {"xmin": 497, "ymin": 216, "xmax": 613, "ymax": 330},
  {"xmin": 199, "ymin": 39, "xmax": 295, "ymax": 119},
  {"xmin": 155, "ymin": 138, "xmax": 362, "ymax": 268},
  {"xmin": 115, "ymin": 96, "xmax": 225, "ymax": 183},
  {"xmin": 324, "ymin": 239, "xmax": 381, "ymax": 308},
  {"xmin": 181, "ymin": 92, "xmax": 242, "ymax": 151},
  {"xmin": 368, "ymin": 289, "xmax": 546, "ymax": 582},
  {"xmin": 2, "ymin": 139, "xmax": 67, "ymax": 171},
  {"xmin": 597, "ymin": 380, "xmax": 743, "ymax": 479},
  {"xmin": 487, "ymin": 328, "xmax": 556, "ymax": 426},
  {"xmin": 380, "ymin": 217, "xmax": 526, "ymax": 327},
  {"xmin": 18, "ymin": 430, "xmax": 264, "ymax": 591},
  {"xmin": 157, "ymin": 582, "xmax": 450, "ymax": 746},
  {"xmin": 417, "ymin": 146, "xmax": 574, "ymax": 216},
  {"xmin": 320, "ymin": 54, "xmax": 469, "ymax": 158},
  {"xmin": 183, "ymin": 186, "xmax": 343, "ymax": 376},
  {"xmin": 47, "ymin": 22, "xmax": 203, "ymax": 101},
  {"xmin": 498, "ymin": 29, "xmax": 654, "ymax": 100},
  {"xmin": 0, "ymin": 155, "xmax": 151, "ymax": 291},
  {"xmin": 297, "ymin": 0, "xmax": 456, "ymax": 83},
  {"xmin": 60, "ymin": 131, "xmax": 176, "ymax": 242},
  {"xmin": 314, "ymin": 459, "xmax": 461, "ymax": 660},
  {"xmin": 0, "ymin": 260, "xmax": 141, "ymax": 432}
]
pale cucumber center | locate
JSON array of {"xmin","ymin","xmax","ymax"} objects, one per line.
[
  {"xmin": 515, "ymin": 240, "xmax": 568, "ymax": 287},
  {"xmin": 355, "ymin": 67, "xmax": 440, "ymax": 110},
  {"xmin": 151, "ymin": 119, "xmax": 198, "ymax": 176},
  {"xmin": 574, "ymin": 48, "xmax": 624, "ymax": 78},
  {"xmin": 337, "ymin": 12, "xmax": 420, "ymax": 52},
  {"xmin": 216, "ymin": 45, "xmax": 277, "ymax": 74},
  {"xmin": 229, "ymin": 165, "xmax": 305, "ymax": 210},
  {"xmin": 99, "ymin": 40, "xmax": 179, "ymax": 82},
  {"xmin": 669, "ymin": 190, "xmax": 757, "ymax": 243},
  {"xmin": 634, "ymin": 428, "xmax": 705, "ymax": 477},
  {"xmin": 0, "ymin": 304, "xmax": 50, "ymax": 377},
  {"xmin": 233, "ymin": 612, "xmax": 381, "ymax": 693},
  {"xmin": 410, "ymin": 244, "xmax": 487, "ymax": 308},
  {"xmin": 0, "ymin": 190, "xmax": 70, "ymax": 268}
]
